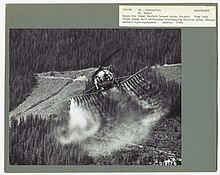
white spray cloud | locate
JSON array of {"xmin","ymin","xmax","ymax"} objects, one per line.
[
  {"xmin": 86, "ymin": 109, "xmax": 163, "ymax": 156},
  {"xmin": 85, "ymin": 87, "xmax": 165, "ymax": 157},
  {"xmin": 58, "ymin": 98, "xmax": 100, "ymax": 144},
  {"xmin": 57, "ymin": 87, "xmax": 167, "ymax": 156}
]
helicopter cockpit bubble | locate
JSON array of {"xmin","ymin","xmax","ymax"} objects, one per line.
[
  {"xmin": 94, "ymin": 69, "xmax": 114, "ymax": 90},
  {"xmin": 91, "ymin": 48, "xmax": 122, "ymax": 91}
]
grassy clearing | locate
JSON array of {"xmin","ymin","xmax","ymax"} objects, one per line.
[
  {"xmin": 154, "ymin": 64, "xmax": 181, "ymax": 84},
  {"xmin": 9, "ymin": 67, "xmax": 98, "ymax": 120}
]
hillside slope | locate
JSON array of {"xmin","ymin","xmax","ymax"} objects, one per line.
[
  {"xmin": 153, "ymin": 63, "xmax": 181, "ymax": 84},
  {"xmin": 9, "ymin": 67, "xmax": 96, "ymax": 120}
]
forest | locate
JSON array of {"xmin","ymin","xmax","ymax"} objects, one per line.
[
  {"xmin": 9, "ymin": 29, "xmax": 181, "ymax": 111},
  {"xmin": 9, "ymin": 29, "xmax": 181, "ymax": 165},
  {"xmin": 9, "ymin": 103, "xmax": 181, "ymax": 165}
]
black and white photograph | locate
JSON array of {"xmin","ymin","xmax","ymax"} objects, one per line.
[{"xmin": 9, "ymin": 29, "xmax": 181, "ymax": 165}]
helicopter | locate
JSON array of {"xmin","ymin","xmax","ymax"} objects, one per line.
[
  {"xmin": 91, "ymin": 48, "xmax": 122, "ymax": 92},
  {"xmin": 71, "ymin": 48, "xmax": 149, "ymax": 102}
]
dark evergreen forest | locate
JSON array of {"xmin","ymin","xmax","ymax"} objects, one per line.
[
  {"xmin": 10, "ymin": 105, "xmax": 181, "ymax": 165},
  {"xmin": 9, "ymin": 29, "xmax": 181, "ymax": 111}
]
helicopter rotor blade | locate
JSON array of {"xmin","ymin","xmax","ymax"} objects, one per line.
[
  {"xmin": 99, "ymin": 48, "xmax": 122, "ymax": 70},
  {"xmin": 91, "ymin": 48, "xmax": 122, "ymax": 80}
]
